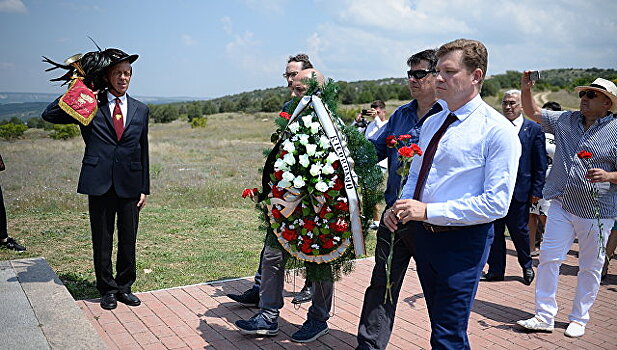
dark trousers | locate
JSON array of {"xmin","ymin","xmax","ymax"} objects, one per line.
[
  {"xmin": 0, "ymin": 185, "xmax": 7, "ymax": 240},
  {"xmin": 357, "ymin": 211, "xmax": 416, "ymax": 350},
  {"xmin": 487, "ymin": 199, "xmax": 532, "ymax": 276},
  {"xmin": 415, "ymin": 221, "xmax": 493, "ymax": 350},
  {"xmin": 88, "ymin": 188, "xmax": 140, "ymax": 295}
]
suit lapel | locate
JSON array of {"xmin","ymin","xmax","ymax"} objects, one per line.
[{"xmin": 124, "ymin": 94, "xmax": 138, "ymax": 130}]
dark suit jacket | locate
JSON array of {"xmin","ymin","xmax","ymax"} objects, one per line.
[
  {"xmin": 512, "ymin": 118, "xmax": 546, "ymax": 203},
  {"xmin": 42, "ymin": 93, "xmax": 150, "ymax": 198}
]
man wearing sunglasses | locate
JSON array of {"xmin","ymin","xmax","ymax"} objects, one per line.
[
  {"xmin": 517, "ymin": 74, "xmax": 617, "ymax": 338},
  {"xmin": 356, "ymin": 49, "xmax": 443, "ymax": 350}
]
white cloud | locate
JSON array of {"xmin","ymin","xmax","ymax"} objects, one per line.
[
  {"xmin": 0, "ymin": 0, "xmax": 26, "ymax": 13},
  {"xmin": 221, "ymin": 16, "xmax": 233, "ymax": 35},
  {"xmin": 182, "ymin": 34, "xmax": 197, "ymax": 46}
]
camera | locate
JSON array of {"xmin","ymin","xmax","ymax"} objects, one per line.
[
  {"xmin": 361, "ymin": 109, "xmax": 370, "ymax": 116},
  {"xmin": 529, "ymin": 70, "xmax": 540, "ymax": 82},
  {"xmin": 356, "ymin": 117, "xmax": 368, "ymax": 128}
]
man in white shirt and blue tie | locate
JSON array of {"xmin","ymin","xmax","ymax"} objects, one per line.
[{"xmin": 383, "ymin": 39, "xmax": 521, "ymax": 349}]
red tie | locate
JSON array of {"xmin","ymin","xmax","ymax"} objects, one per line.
[
  {"xmin": 112, "ymin": 97, "xmax": 124, "ymax": 141},
  {"xmin": 413, "ymin": 113, "xmax": 458, "ymax": 200}
]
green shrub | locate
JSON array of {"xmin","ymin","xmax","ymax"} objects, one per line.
[
  {"xmin": 190, "ymin": 116, "xmax": 208, "ymax": 128},
  {"xmin": 0, "ymin": 123, "xmax": 28, "ymax": 141},
  {"xmin": 49, "ymin": 124, "xmax": 80, "ymax": 140}
]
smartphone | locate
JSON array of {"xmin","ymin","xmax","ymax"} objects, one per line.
[
  {"xmin": 361, "ymin": 109, "xmax": 369, "ymax": 115},
  {"xmin": 529, "ymin": 70, "xmax": 540, "ymax": 82}
]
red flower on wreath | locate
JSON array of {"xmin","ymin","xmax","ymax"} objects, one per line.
[
  {"xmin": 272, "ymin": 208, "xmax": 283, "ymax": 219},
  {"xmin": 322, "ymin": 239, "xmax": 335, "ymax": 249},
  {"xmin": 319, "ymin": 205, "xmax": 330, "ymax": 218},
  {"xmin": 301, "ymin": 236, "xmax": 313, "ymax": 253},
  {"xmin": 279, "ymin": 111, "xmax": 291, "ymax": 120},
  {"xmin": 329, "ymin": 221, "xmax": 348, "ymax": 233},
  {"xmin": 332, "ymin": 160, "xmax": 340, "ymax": 169},
  {"xmin": 577, "ymin": 150, "xmax": 592, "ymax": 159},
  {"xmin": 280, "ymin": 150, "xmax": 288, "ymax": 157},
  {"xmin": 274, "ymin": 170, "xmax": 283, "ymax": 180},
  {"xmin": 282, "ymin": 227, "xmax": 298, "ymax": 241},
  {"xmin": 334, "ymin": 201, "xmax": 349, "ymax": 212},
  {"xmin": 398, "ymin": 134, "xmax": 411, "ymax": 141},
  {"xmin": 332, "ymin": 177, "xmax": 344, "ymax": 191},
  {"xmin": 386, "ymin": 135, "xmax": 397, "ymax": 147},
  {"xmin": 304, "ymin": 219, "xmax": 317, "ymax": 231}
]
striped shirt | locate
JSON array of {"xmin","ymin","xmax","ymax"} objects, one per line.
[{"xmin": 541, "ymin": 110, "xmax": 617, "ymax": 218}]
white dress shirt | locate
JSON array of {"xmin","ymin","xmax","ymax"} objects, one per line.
[
  {"xmin": 107, "ymin": 92, "xmax": 128, "ymax": 127},
  {"xmin": 511, "ymin": 114, "xmax": 523, "ymax": 134},
  {"xmin": 400, "ymin": 94, "xmax": 521, "ymax": 226}
]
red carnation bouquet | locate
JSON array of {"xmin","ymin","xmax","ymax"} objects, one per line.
[{"xmin": 383, "ymin": 134, "xmax": 422, "ymax": 303}]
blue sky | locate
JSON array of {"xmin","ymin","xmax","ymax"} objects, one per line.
[{"xmin": 1, "ymin": 0, "xmax": 615, "ymax": 99}]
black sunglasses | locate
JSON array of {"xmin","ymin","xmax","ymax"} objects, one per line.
[
  {"xmin": 407, "ymin": 69, "xmax": 436, "ymax": 80},
  {"xmin": 578, "ymin": 90, "xmax": 598, "ymax": 99}
]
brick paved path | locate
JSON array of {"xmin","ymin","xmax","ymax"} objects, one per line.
[{"xmin": 78, "ymin": 240, "xmax": 617, "ymax": 349}]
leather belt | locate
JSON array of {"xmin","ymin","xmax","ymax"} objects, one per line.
[{"xmin": 422, "ymin": 223, "xmax": 465, "ymax": 233}]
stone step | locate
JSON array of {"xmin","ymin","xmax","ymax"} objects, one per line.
[{"xmin": 0, "ymin": 258, "xmax": 107, "ymax": 350}]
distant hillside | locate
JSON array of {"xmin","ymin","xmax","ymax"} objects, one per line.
[{"xmin": 0, "ymin": 92, "xmax": 210, "ymax": 121}]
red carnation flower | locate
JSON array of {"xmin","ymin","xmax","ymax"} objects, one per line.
[
  {"xmin": 322, "ymin": 239, "xmax": 335, "ymax": 249},
  {"xmin": 241, "ymin": 188, "xmax": 258, "ymax": 199},
  {"xmin": 281, "ymin": 228, "xmax": 298, "ymax": 242},
  {"xmin": 332, "ymin": 160, "xmax": 340, "ymax": 169},
  {"xmin": 332, "ymin": 177, "xmax": 344, "ymax": 191},
  {"xmin": 334, "ymin": 201, "xmax": 349, "ymax": 212},
  {"xmin": 411, "ymin": 143, "xmax": 423, "ymax": 156},
  {"xmin": 279, "ymin": 111, "xmax": 291, "ymax": 120},
  {"xmin": 398, "ymin": 146, "xmax": 415, "ymax": 158},
  {"xmin": 386, "ymin": 135, "xmax": 397, "ymax": 148},
  {"xmin": 272, "ymin": 208, "xmax": 283, "ymax": 219},
  {"xmin": 319, "ymin": 206, "xmax": 330, "ymax": 218},
  {"xmin": 274, "ymin": 171, "xmax": 283, "ymax": 180},
  {"xmin": 398, "ymin": 134, "xmax": 412, "ymax": 141},
  {"xmin": 577, "ymin": 150, "xmax": 592, "ymax": 159},
  {"xmin": 280, "ymin": 150, "xmax": 288, "ymax": 157},
  {"xmin": 301, "ymin": 242, "xmax": 313, "ymax": 254},
  {"xmin": 329, "ymin": 221, "xmax": 348, "ymax": 233},
  {"xmin": 304, "ymin": 220, "xmax": 317, "ymax": 231}
]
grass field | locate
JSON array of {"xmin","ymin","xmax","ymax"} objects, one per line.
[{"xmin": 0, "ymin": 109, "xmax": 378, "ymax": 299}]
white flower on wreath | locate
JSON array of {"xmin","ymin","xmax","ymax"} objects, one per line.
[
  {"xmin": 306, "ymin": 144, "xmax": 317, "ymax": 156},
  {"xmin": 298, "ymin": 134, "xmax": 310, "ymax": 145},
  {"xmin": 311, "ymin": 244, "xmax": 319, "ymax": 249},
  {"xmin": 310, "ymin": 163, "xmax": 322, "ymax": 176},
  {"xmin": 288, "ymin": 122, "xmax": 300, "ymax": 133},
  {"xmin": 274, "ymin": 158, "xmax": 289, "ymax": 171},
  {"xmin": 333, "ymin": 236, "xmax": 341, "ymax": 242},
  {"xmin": 282, "ymin": 171, "xmax": 295, "ymax": 182},
  {"xmin": 292, "ymin": 135, "xmax": 299, "ymax": 141},
  {"xmin": 315, "ymin": 180, "xmax": 329, "ymax": 192},
  {"xmin": 283, "ymin": 153, "xmax": 296, "ymax": 165},
  {"xmin": 278, "ymin": 180, "xmax": 292, "ymax": 188},
  {"xmin": 322, "ymin": 163, "xmax": 335, "ymax": 175},
  {"xmin": 299, "ymin": 154, "xmax": 310, "ymax": 167},
  {"xmin": 307, "ymin": 231, "xmax": 314, "ymax": 238},
  {"xmin": 326, "ymin": 152, "xmax": 338, "ymax": 164},
  {"xmin": 319, "ymin": 135, "xmax": 330, "ymax": 148},
  {"xmin": 310, "ymin": 122, "xmax": 321, "ymax": 134},
  {"xmin": 282, "ymin": 139, "xmax": 295, "ymax": 153},
  {"xmin": 302, "ymin": 115, "xmax": 313, "ymax": 126},
  {"xmin": 314, "ymin": 151, "xmax": 324, "ymax": 158},
  {"xmin": 293, "ymin": 176, "xmax": 306, "ymax": 188}
]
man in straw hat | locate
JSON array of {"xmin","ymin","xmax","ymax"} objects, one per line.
[
  {"xmin": 42, "ymin": 48, "xmax": 149, "ymax": 311},
  {"xmin": 517, "ymin": 74, "xmax": 617, "ymax": 338}
]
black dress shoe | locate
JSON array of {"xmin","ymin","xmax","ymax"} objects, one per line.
[
  {"xmin": 117, "ymin": 292, "xmax": 141, "ymax": 306},
  {"xmin": 227, "ymin": 287, "xmax": 260, "ymax": 306},
  {"xmin": 523, "ymin": 268, "xmax": 535, "ymax": 285},
  {"xmin": 100, "ymin": 293, "xmax": 117, "ymax": 310},
  {"xmin": 291, "ymin": 283, "xmax": 313, "ymax": 305},
  {"xmin": 480, "ymin": 272, "xmax": 504, "ymax": 282}
]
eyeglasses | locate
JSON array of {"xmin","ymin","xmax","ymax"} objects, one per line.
[
  {"xmin": 283, "ymin": 71, "xmax": 299, "ymax": 79},
  {"xmin": 407, "ymin": 69, "xmax": 436, "ymax": 80},
  {"xmin": 579, "ymin": 90, "xmax": 598, "ymax": 99},
  {"xmin": 501, "ymin": 101, "xmax": 519, "ymax": 107}
]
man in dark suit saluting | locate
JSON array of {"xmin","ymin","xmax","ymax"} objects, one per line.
[
  {"xmin": 482, "ymin": 89, "xmax": 547, "ymax": 285},
  {"xmin": 42, "ymin": 48, "xmax": 149, "ymax": 310}
]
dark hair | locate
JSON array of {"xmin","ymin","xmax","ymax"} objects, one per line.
[
  {"xmin": 370, "ymin": 100, "xmax": 386, "ymax": 109},
  {"xmin": 542, "ymin": 101, "xmax": 562, "ymax": 111},
  {"xmin": 436, "ymin": 39, "xmax": 488, "ymax": 81},
  {"xmin": 407, "ymin": 49, "xmax": 437, "ymax": 71},
  {"xmin": 288, "ymin": 53, "xmax": 313, "ymax": 70}
]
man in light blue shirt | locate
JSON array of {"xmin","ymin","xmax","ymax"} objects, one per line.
[{"xmin": 383, "ymin": 39, "xmax": 521, "ymax": 349}]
